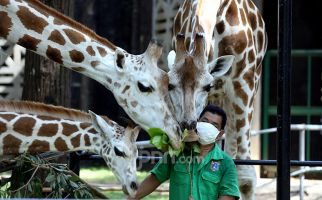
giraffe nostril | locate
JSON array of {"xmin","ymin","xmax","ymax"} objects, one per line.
[
  {"xmin": 190, "ymin": 121, "xmax": 197, "ymax": 130},
  {"xmin": 180, "ymin": 121, "xmax": 189, "ymax": 130},
  {"xmin": 130, "ymin": 181, "xmax": 138, "ymax": 190}
]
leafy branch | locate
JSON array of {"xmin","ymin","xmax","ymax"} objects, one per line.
[{"xmin": 0, "ymin": 153, "xmax": 107, "ymax": 199}]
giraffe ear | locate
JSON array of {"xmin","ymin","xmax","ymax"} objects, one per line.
[
  {"xmin": 145, "ymin": 39, "xmax": 163, "ymax": 63},
  {"xmin": 208, "ymin": 55, "xmax": 234, "ymax": 77},
  {"xmin": 167, "ymin": 50, "xmax": 176, "ymax": 70},
  {"xmin": 89, "ymin": 110, "xmax": 113, "ymax": 140},
  {"xmin": 130, "ymin": 126, "xmax": 141, "ymax": 142},
  {"xmin": 114, "ymin": 48, "xmax": 127, "ymax": 73}
]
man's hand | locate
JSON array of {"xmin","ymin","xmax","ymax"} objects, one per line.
[{"xmin": 129, "ymin": 173, "xmax": 161, "ymax": 200}]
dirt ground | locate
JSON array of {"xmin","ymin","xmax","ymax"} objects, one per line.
[{"xmin": 255, "ymin": 178, "xmax": 322, "ymax": 200}]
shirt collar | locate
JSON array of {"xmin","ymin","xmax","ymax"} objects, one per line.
[
  {"xmin": 208, "ymin": 144, "xmax": 224, "ymax": 160},
  {"xmin": 198, "ymin": 144, "xmax": 224, "ymax": 171}
]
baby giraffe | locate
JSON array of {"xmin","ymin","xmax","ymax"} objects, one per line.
[{"xmin": 0, "ymin": 101, "xmax": 140, "ymax": 197}]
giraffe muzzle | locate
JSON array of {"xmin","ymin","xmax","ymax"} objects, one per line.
[{"xmin": 180, "ymin": 120, "xmax": 197, "ymax": 131}]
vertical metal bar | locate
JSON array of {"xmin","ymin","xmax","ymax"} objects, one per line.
[
  {"xmin": 277, "ymin": 0, "xmax": 292, "ymax": 199},
  {"xmin": 306, "ymin": 56, "xmax": 312, "ymax": 160},
  {"xmin": 299, "ymin": 129, "xmax": 305, "ymax": 200},
  {"xmin": 262, "ymin": 53, "xmax": 271, "ymax": 160}
]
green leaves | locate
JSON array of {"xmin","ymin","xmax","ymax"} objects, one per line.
[
  {"xmin": 147, "ymin": 128, "xmax": 168, "ymax": 150},
  {"xmin": 2, "ymin": 153, "xmax": 94, "ymax": 199},
  {"xmin": 168, "ymin": 145, "xmax": 183, "ymax": 157},
  {"xmin": 147, "ymin": 128, "xmax": 191, "ymax": 157},
  {"xmin": 192, "ymin": 144, "xmax": 200, "ymax": 154},
  {"xmin": 147, "ymin": 128, "xmax": 167, "ymax": 138},
  {"xmin": 45, "ymin": 173, "xmax": 56, "ymax": 183}
]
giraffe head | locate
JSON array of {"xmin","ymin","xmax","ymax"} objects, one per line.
[
  {"xmin": 89, "ymin": 111, "xmax": 140, "ymax": 197},
  {"xmin": 0, "ymin": 0, "xmax": 182, "ymax": 148},
  {"xmin": 167, "ymin": 33, "xmax": 234, "ymax": 130},
  {"xmin": 103, "ymin": 40, "xmax": 181, "ymax": 149}
]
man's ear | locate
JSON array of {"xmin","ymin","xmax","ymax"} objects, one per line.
[{"xmin": 215, "ymin": 130, "xmax": 225, "ymax": 141}]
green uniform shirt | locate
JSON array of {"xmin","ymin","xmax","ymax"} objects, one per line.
[{"xmin": 150, "ymin": 145, "xmax": 240, "ymax": 200}]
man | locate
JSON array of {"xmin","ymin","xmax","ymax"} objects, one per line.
[{"xmin": 133, "ymin": 104, "xmax": 240, "ymax": 200}]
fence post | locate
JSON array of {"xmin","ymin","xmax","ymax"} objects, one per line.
[
  {"xmin": 299, "ymin": 129, "xmax": 305, "ymax": 200},
  {"xmin": 277, "ymin": 0, "xmax": 292, "ymax": 199}
]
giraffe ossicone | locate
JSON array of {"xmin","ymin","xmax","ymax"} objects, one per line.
[
  {"xmin": 0, "ymin": 101, "xmax": 140, "ymax": 197},
  {"xmin": 0, "ymin": 0, "xmax": 182, "ymax": 149},
  {"xmin": 169, "ymin": 0, "xmax": 267, "ymax": 199}
]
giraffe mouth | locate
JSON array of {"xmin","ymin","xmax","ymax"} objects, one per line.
[
  {"xmin": 122, "ymin": 182, "xmax": 138, "ymax": 197},
  {"xmin": 163, "ymin": 125, "xmax": 181, "ymax": 150},
  {"xmin": 122, "ymin": 185, "xmax": 129, "ymax": 195}
]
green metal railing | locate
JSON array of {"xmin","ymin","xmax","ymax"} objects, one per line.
[{"xmin": 262, "ymin": 49, "xmax": 322, "ymax": 160}]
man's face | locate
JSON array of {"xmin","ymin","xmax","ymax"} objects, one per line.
[{"xmin": 199, "ymin": 111, "xmax": 223, "ymax": 130}]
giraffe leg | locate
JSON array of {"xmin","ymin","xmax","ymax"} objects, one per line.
[
  {"xmin": 237, "ymin": 165, "xmax": 256, "ymax": 200},
  {"xmin": 210, "ymin": 72, "xmax": 260, "ymax": 200},
  {"xmin": 235, "ymin": 125, "xmax": 256, "ymax": 200},
  {"xmin": 226, "ymin": 100, "xmax": 256, "ymax": 200},
  {"xmin": 224, "ymin": 123, "xmax": 238, "ymax": 157}
]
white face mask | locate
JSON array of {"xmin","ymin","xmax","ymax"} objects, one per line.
[{"xmin": 196, "ymin": 122, "xmax": 220, "ymax": 145}]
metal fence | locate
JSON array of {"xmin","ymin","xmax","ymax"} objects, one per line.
[{"xmin": 83, "ymin": 123, "xmax": 322, "ymax": 199}]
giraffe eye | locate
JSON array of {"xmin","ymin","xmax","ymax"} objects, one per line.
[
  {"xmin": 137, "ymin": 82, "xmax": 154, "ymax": 93},
  {"xmin": 114, "ymin": 147, "xmax": 126, "ymax": 157},
  {"xmin": 203, "ymin": 84, "xmax": 213, "ymax": 92}
]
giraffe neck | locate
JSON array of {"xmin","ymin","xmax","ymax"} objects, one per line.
[
  {"xmin": 0, "ymin": 100, "xmax": 93, "ymax": 123},
  {"xmin": 194, "ymin": 0, "xmax": 221, "ymax": 54},
  {"xmin": 173, "ymin": 0, "xmax": 221, "ymax": 55},
  {"xmin": 0, "ymin": 111, "xmax": 105, "ymax": 155},
  {"xmin": 0, "ymin": 0, "xmax": 119, "ymax": 87},
  {"xmin": 0, "ymin": 100, "xmax": 114, "ymax": 157}
]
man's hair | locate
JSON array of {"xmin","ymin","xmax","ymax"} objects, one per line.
[{"xmin": 199, "ymin": 104, "xmax": 227, "ymax": 129}]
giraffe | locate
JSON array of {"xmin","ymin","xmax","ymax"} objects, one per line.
[
  {"xmin": 0, "ymin": 0, "xmax": 182, "ymax": 149},
  {"xmin": 0, "ymin": 100, "xmax": 140, "ymax": 197},
  {"xmin": 167, "ymin": 0, "xmax": 267, "ymax": 199}
]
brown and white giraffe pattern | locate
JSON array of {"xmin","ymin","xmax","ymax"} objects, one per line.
[
  {"xmin": 0, "ymin": 101, "xmax": 140, "ymax": 197},
  {"xmin": 167, "ymin": 0, "xmax": 235, "ymax": 130},
  {"xmin": 0, "ymin": 0, "xmax": 182, "ymax": 149},
  {"xmin": 169, "ymin": 0, "xmax": 267, "ymax": 199}
]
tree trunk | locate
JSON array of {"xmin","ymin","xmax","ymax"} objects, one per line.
[
  {"xmin": 131, "ymin": 0, "xmax": 153, "ymax": 54},
  {"xmin": 21, "ymin": 0, "xmax": 73, "ymax": 107}
]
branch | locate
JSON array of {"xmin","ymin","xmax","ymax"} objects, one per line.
[
  {"xmin": 68, "ymin": 170, "xmax": 108, "ymax": 199},
  {"xmin": 10, "ymin": 164, "xmax": 40, "ymax": 193},
  {"xmin": 2, "ymin": 155, "xmax": 108, "ymax": 199}
]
